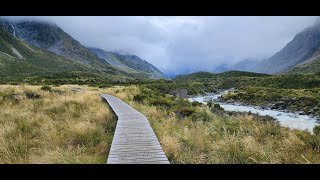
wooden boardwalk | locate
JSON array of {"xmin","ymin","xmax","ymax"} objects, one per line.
[{"xmin": 101, "ymin": 94, "xmax": 169, "ymax": 164}]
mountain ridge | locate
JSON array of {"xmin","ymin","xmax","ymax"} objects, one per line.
[
  {"xmin": 89, "ymin": 47, "xmax": 166, "ymax": 79},
  {"xmin": 252, "ymin": 20, "xmax": 320, "ymax": 74},
  {"xmin": 0, "ymin": 18, "xmax": 165, "ymax": 79}
]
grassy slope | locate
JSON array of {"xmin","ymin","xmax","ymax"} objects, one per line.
[
  {"xmin": 0, "ymin": 85, "xmax": 115, "ymax": 163},
  {"xmin": 289, "ymin": 58, "xmax": 320, "ymax": 74}
]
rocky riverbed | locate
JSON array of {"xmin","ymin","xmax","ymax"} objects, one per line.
[
  {"xmin": 188, "ymin": 89, "xmax": 320, "ymax": 132},
  {"xmin": 215, "ymin": 96, "xmax": 320, "ymax": 119}
]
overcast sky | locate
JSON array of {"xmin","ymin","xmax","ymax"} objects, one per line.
[{"xmin": 4, "ymin": 16, "xmax": 319, "ymax": 76}]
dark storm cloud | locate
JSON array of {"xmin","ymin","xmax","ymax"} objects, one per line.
[{"xmin": 3, "ymin": 16, "xmax": 318, "ymax": 75}]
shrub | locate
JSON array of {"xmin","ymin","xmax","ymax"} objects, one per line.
[
  {"xmin": 314, "ymin": 125, "xmax": 320, "ymax": 135},
  {"xmin": 175, "ymin": 106, "xmax": 195, "ymax": 118},
  {"xmin": 213, "ymin": 103, "xmax": 223, "ymax": 110},
  {"xmin": 149, "ymin": 98, "xmax": 173, "ymax": 109},
  {"xmin": 133, "ymin": 94, "xmax": 147, "ymax": 102},
  {"xmin": 207, "ymin": 102, "xmax": 212, "ymax": 108},
  {"xmin": 41, "ymin": 85, "xmax": 52, "ymax": 92},
  {"xmin": 190, "ymin": 110, "xmax": 212, "ymax": 122},
  {"xmin": 25, "ymin": 92, "xmax": 41, "ymax": 99},
  {"xmin": 191, "ymin": 101, "xmax": 202, "ymax": 107}
]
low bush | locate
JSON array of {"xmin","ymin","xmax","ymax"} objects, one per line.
[
  {"xmin": 25, "ymin": 92, "xmax": 41, "ymax": 99},
  {"xmin": 191, "ymin": 101, "xmax": 202, "ymax": 107},
  {"xmin": 175, "ymin": 106, "xmax": 195, "ymax": 118},
  {"xmin": 41, "ymin": 85, "xmax": 52, "ymax": 92},
  {"xmin": 190, "ymin": 110, "xmax": 212, "ymax": 122},
  {"xmin": 314, "ymin": 125, "xmax": 320, "ymax": 135},
  {"xmin": 133, "ymin": 94, "xmax": 147, "ymax": 103},
  {"xmin": 149, "ymin": 98, "xmax": 173, "ymax": 109}
]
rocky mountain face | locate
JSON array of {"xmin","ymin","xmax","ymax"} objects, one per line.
[
  {"xmin": 253, "ymin": 19, "xmax": 320, "ymax": 74},
  {"xmin": 89, "ymin": 48, "xmax": 166, "ymax": 79}
]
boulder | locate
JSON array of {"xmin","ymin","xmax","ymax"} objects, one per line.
[{"xmin": 262, "ymin": 103, "xmax": 275, "ymax": 110}]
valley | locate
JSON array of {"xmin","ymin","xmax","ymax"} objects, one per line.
[{"xmin": 1, "ymin": 16, "xmax": 320, "ymax": 164}]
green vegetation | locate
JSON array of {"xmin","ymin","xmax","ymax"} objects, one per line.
[
  {"xmin": 289, "ymin": 57, "xmax": 320, "ymax": 74},
  {"xmin": 140, "ymin": 71, "xmax": 320, "ymax": 119}
]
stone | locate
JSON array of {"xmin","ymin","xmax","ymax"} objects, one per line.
[{"xmin": 169, "ymin": 89, "xmax": 188, "ymax": 98}]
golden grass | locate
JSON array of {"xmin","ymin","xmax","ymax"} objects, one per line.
[
  {"xmin": 0, "ymin": 85, "xmax": 115, "ymax": 164},
  {"xmin": 1, "ymin": 84, "xmax": 319, "ymax": 164},
  {"xmin": 103, "ymin": 86, "xmax": 320, "ymax": 164}
]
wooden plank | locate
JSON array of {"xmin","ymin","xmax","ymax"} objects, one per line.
[{"xmin": 101, "ymin": 94, "xmax": 169, "ymax": 164}]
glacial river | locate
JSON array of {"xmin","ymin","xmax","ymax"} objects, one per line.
[{"xmin": 188, "ymin": 92, "xmax": 319, "ymax": 132}]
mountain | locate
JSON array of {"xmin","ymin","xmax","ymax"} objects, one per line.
[
  {"xmin": 0, "ymin": 18, "xmax": 164, "ymax": 80},
  {"xmin": 89, "ymin": 48, "xmax": 166, "ymax": 79},
  {"xmin": 253, "ymin": 18, "xmax": 320, "ymax": 74},
  {"xmin": 0, "ymin": 26, "xmax": 128, "ymax": 83},
  {"xmin": 232, "ymin": 59, "xmax": 260, "ymax": 72},
  {"xmin": 0, "ymin": 18, "xmax": 114, "ymax": 71}
]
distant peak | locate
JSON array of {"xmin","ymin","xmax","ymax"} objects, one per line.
[{"xmin": 0, "ymin": 17, "xmax": 58, "ymax": 27}]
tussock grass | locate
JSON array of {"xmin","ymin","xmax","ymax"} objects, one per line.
[
  {"xmin": 0, "ymin": 85, "xmax": 115, "ymax": 164},
  {"xmin": 104, "ymin": 86, "xmax": 320, "ymax": 164},
  {"xmin": 1, "ymin": 84, "xmax": 319, "ymax": 164}
]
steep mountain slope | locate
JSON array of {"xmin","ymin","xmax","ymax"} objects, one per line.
[
  {"xmin": 253, "ymin": 20, "xmax": 320, "ymax": 74},
  {"xmin": 0, "ymin": 27, "xmax": 86, "ymax": 79},
  {"xmin": 0, "ymin": 18, "xmax": 164, "ymax": 79},
  {"xmin": 89, "ymin": 48, "xmax": 166, "ymax": 78},
  {"xmin": 289, "ymin": 57, "xmax": 320, "ymax": 74},
  {"xmin": 0, "ymin": 19, "xmax": 114, "ymax": 71}
]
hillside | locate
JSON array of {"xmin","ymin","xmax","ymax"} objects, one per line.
[
  {"xmin": 0, "ymin": 27, "xmax": 130, "ymax": 84},
  {"xmin": 0, "ymin": 19, "xmax": 115, "ymax": 71},
  {"xmin": 289, "ymin": 57, "xmax": 320, "ymax": 74},
  {"xmin": 89, "ymin": 48, "xmax": 166, "ymax": 79},
  {"xmin": 253, "ymin": 20, "xmax": 320, "ymax": 74},
  {"xmin": 173, "ymin": 70, "xmax": 269, "ymax": 82},
  {"xmin": 0, "ymin": 18, "xmax": 166, "ymax": 80}
]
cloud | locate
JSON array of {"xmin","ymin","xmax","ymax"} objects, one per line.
[{"xmin": 2, "ymin": 16, "xmax": 318, "ymax": 76}]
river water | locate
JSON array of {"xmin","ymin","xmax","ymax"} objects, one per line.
[{"xmin": 188, "ymin": 91, "xmax": 319, "ymax": 132}]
